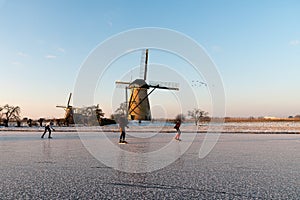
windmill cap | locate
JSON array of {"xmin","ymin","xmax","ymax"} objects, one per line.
[{"xmin": 129, "ymin": 79, "xmax": 149, "ymax": 88}]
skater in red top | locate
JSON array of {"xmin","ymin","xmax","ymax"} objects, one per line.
[{"xmin": 174, "ymin": 120, "xmax": 181, "ymax": 141}]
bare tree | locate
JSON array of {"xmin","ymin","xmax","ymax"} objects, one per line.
[
  {"xmin": 113, "ymin": 102, "xmax": 128, "ymax": 122},
  {"xmin": 0, "ymin": 106, "xmax": 3, "ymax": 125},
  {"xmin": 187, "ymin": 108, "xmax": 208, "ymax": 125},
  {"xmin": 27, "ymin": 119, "xmax": 32, "ymax": 127},
  {"xmin": 115, "ymin": 102, "xmax": 127, "ymax": 116},
  {"xmin": 38, "ymin": 118, "xmax": 45, "ymax": 127},
  {"xmin": 75, "ymin": 105, "xmax": 105, "ymax": 126},
  {"xmin": 1, "ymin": 104, "xmax": 21, "ymax": 127},
  {"xmin": 55, "ymin": 118, "xmax": 62, "ymax": 126},
  {"xmin": 94, "ymin": 105, "xmax": 105, "ymax": 121}
]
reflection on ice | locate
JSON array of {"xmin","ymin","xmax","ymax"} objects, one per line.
[{"xmin": 78, "ymin": 132, "xmax": 197, "ymax": 173}]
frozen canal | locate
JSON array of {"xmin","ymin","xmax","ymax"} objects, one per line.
[{"xmin": 0, "ymin": 131, "xmax": 300, "ymax": 199}]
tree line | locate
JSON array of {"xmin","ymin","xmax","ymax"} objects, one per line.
[
  {"xmin": 0, "ymin": 103, "xmax": 209, "ymax": 127},
  {"xmin": 0, "ymin": 104, "xmax": 114, "ymax": 127},
  {"xmin": 0, "ymin": 104, "xmax": 63, "ymax": 127},
  {"xmin": 175, "ymin": 108, "xmax": 209, "ymax": 125},
  {"xmin": 112, "ymin": 102, "xmax": 209, "ymax": 125}
]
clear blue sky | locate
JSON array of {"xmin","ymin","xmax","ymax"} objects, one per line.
[{"xmin": 0, "ymin": 0, "xmax": 300, "ymax": 119}]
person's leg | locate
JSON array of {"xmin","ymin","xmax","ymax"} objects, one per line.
[
  {"xmin": 48, "ymin": 128, "xmax": 52, "ymax": 138},
  {"xmin": 122, "ymin": 131, "xmax": 126, "ymax": 141},
  {"xmin": 41, "ymin": 127, "xmax": 47, "ymax": 138},
  {"xmin": 121, "ymin": 131, "xmax": 126, "ymax": 141},
  {"xmin": 174, "ymin": 128, "xmax": 179, "ymax": 140},
  {"xmin": 119, "ymin": 130, "xmax": 123, "ymax": 143},
  {"xmin": 177, "ymin": 129, "xmax": 181, "ymax": 140}
]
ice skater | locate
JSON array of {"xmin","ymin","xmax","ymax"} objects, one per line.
[
  {"xmin": 174, "ymin": 120, "xmax": 182, "ymax": 141},
  {"xmin": 41, "ymin": 121, "xmax": 55, "ymax": 139},
  {"xmin": 118, "ymin": 116, "xmax": 129, "ymax": 144}
]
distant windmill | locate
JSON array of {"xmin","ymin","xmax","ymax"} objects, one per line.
[
  {"xmin": 56, "ymin": 93, "xmax": 74, "ymax": 126},
  {"xmin": 116, "ymin": 49, "xmax": 179, "ymax": 121}
]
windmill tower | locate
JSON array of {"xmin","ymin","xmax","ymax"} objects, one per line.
[
  {"xmin": 116, "ymin": 49, "xmax": 179, "ymax": 121},
  {"xmin": 56, "ymin": 93, "xmax": 74, "ymax": 126}
]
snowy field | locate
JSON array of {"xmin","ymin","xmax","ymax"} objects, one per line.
[{"xmin": 1, "ymin": 121, "xmax": 300, "ymax": 134}]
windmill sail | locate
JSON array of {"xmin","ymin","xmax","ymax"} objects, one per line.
[
  {"xmin": 149, "ymin": 81, "xmax": 179, "ymax": 90},
  {"xmin": 56, "ymin": 105, "xmax": 67, "ymax": 108},
  {"xmin": 139, "ymin": 49, "xmax": 149, "ymax": 80},
  {"xmin": 115, "ymin": 81, "xmax": 131, "ymax": 88},
  {"xmin": 144, "ymin": 49, "xmax": 148, "ymax": 80},
  {"xmin": 67, "ymin": 93, "xmax": 72, "ymax": 107}
]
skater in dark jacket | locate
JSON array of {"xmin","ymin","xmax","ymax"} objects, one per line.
[
  {"xmin": 118, "ymin": 116, "xmax": 129, "ymax": 144},
  {"xmin": 41, "ymin": 121, "xmax": 55, "ymax": 139}
]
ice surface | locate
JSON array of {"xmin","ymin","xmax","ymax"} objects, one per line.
[{"xmin": 0, "ymin": 132, "xmax": 300, "ymax": 199}]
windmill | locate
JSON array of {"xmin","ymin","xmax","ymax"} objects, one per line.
[
  {"xmin": 56, "ymin": 93, "xmax": 74, "ymax": 126},
  {"xmin": 116, "ymin": 49, "xmax": 179, "ymax": 121}
]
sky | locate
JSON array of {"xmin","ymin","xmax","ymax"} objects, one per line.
[{"xmin": 0, "ymin": 0, "xmax": 300, "ymax": 119}]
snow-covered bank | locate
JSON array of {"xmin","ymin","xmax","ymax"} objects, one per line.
[{"xmin": 0, "ymin": 121, "xmax": 300, "ymax": 134}]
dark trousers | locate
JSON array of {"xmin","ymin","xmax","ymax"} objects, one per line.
[
  {"xmin": 41, "ymin": 126, "xmax": 51, "ymax": 138},
  {"xmin": 119, "ymin": 131, "xmax": 126, "ymax": 141}
]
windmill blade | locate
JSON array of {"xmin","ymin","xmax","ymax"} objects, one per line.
[
  {"xmin": 148, "ymin": 85, "xmax": 179, "ymax": 91},
  {"xmin": 144, "ymin": 49, "xmax": 148, "ymax": 80},
  {"xmin": 67, "ymin": 93, "xmax": 72, "ymax": 107},
  {"xmin": 115, "ymin": 81, "xmax": 130, "ymax": 88},
  {"xmin": 56, "ymin": 105, "xmax": 67, "ymax": 108},
  {"xmin": 115, "ymin": 81, "xmax": 130, "ymax": 85},
  {"xmin": 139, "ymin": 49, "xmax": 148, "ymax": 80},
  {"xmin": 148, "ymin": 81, "xmax": 179, "ymax": 90},
  {"xmin": 139, "ymin": 49, "xmax": 146, "ymax": 79}
]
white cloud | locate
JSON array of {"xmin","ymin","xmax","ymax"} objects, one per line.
[
  {"xmin": 45, "ymin": 54, "xmax": 57, "ymax": 59},
  {"xmin": 289, "ymin": 40, "xmax": 300, "ymax": 46},
  {"xmin": 17, "ymin": 51, "xmax": 28, "ymax": 57}
]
